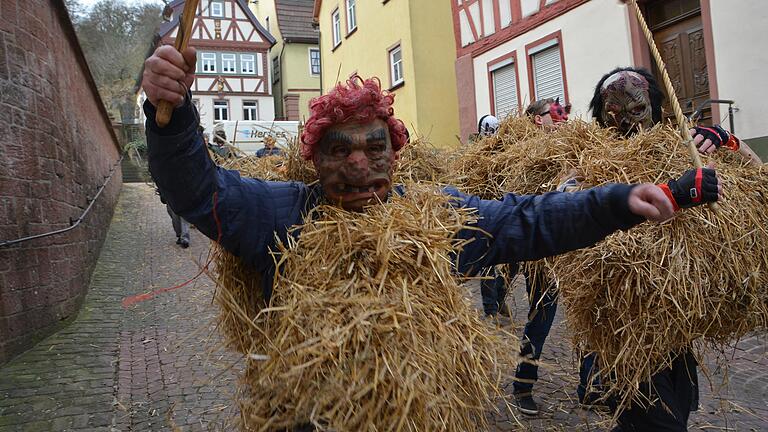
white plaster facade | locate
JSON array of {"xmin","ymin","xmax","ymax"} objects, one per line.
[
  {"xmin": 193, "ymin": 95, "xmax": 276, "ymax": 134},
  {"xmin": 457, "ymin": 0, "xmax": 768, "ymax": 152},
  {"xmin": 709, "ymin": 0, "xmax": 768, "ymax": 141},
  {"xmin": 471, "ymin": 0, "xmax": 633, "ymax": 121}
]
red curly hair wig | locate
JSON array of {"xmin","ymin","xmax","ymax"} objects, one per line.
[{"xmin": 301, "ymin": 75, "xmax": 408, "ymax": 160}]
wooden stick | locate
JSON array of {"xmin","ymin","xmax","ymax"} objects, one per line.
[
  {"xmin": 627, "ymin": 0, "xmax": 719, "ymax": 211},
  {"xmin": 155, "ymin": 0, "xmax": 200, "ymax": 128}
]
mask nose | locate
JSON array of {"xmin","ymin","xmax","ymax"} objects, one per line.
[{"xmin": 344, "ymin": 151, "xmax": 369, "ymax": 181}]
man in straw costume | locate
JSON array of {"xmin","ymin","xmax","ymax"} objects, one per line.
[
  {"xmin": 585, "ymin": 66, "xmax": 761, "ymax": 432},
  {"xmin": 482, "ymin": 98, "xmax": 573, "ymax": 416},
  {"xmin": 142, "ymin": 45, "xmax": 721, "ymax": 428}
]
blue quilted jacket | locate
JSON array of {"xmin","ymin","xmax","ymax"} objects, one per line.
[{"xmin": 145, "ymin": 98, "xmax": 644, "ymax": 300}]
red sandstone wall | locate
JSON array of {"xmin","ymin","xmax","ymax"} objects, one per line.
[
  {"xmin": 455, "ymin": 54, "xmax": 477, "ymax": 143},
  {"xmin": 0, "ymin": 0, "xmax": 123, "ymax": 364}
]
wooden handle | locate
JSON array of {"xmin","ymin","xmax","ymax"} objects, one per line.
[
  {"xmin": 628, "ymin": 0, "xmax": 719, "ymax": 212},
  {"xmin": 154, "ymin": 0, "xmax": 200, "ymax": 128}
]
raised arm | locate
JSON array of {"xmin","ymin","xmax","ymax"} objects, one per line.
[{"xmin": 143, "ymin": 46, "xmax": 306, "ymax": 270}]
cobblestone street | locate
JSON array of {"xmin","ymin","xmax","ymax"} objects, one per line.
[{"xmin": 0, "ymin": 184, "xmax": 766, "ymax": 431}]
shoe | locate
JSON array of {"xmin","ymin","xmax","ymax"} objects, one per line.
[
  {"xmin": 514, "ymin": 393, "xmax": 539, "ymax": 416},
  {"xmin": 498, "ymin": 302, "xmax": 512, "ymax": 318},
  {"xmin": 175, "ymin": 237, "xmax": 182, "ymax": 245},
  {"xmin": 179, "ymin": 239, "xmax": 189, "ymax": 249}
]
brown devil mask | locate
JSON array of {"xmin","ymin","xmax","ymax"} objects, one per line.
[{"xmin": 599, "ymin": 71, "xmax": 654, "ymax": 136}]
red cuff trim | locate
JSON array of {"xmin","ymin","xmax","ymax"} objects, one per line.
[
  {"xmin": 693, "ymin": 168, "xmax": 703, "ymax": 204},
  {"xmin": 657, "ymin": 184, "xmax": 680, "ymax": 212}
]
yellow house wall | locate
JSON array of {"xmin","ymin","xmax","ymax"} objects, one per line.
[
  {"xmin": 249, "ymin": 1, "xmax": 282, "ymax": 117},
  {"xmin": 409, "ymin": 1, "xmax": 461, "ymax": 148},
  {"xmin": 318, "ymin": 0, "xmax": 419, "ymax": 136},
  {"xmin": 283, "ymin": 43, "xmax": 321, "ymax": 121}
]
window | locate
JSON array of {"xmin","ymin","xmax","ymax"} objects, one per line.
[
  {"xmin": 346, "ymin": 0, "xmax": 357, "ymax": 33},
  {"xmin": 214, "ymin": 100, "xmax": 229, "ymax": 121},
  {"xmin": 530, "ymin": 42, "xmax": 565, "ymax": 102},
  {"xmin": 221, "ymin": 53, "xmax": 236, "ymax": 73},
  {"xmin": 491, "ymin": 61, "xmax": 518, "ymax": 119},
  {"xmin": 309, "ymin": 48, "xmax": 321, "ymax": 76},
  {"xmin": 210, "ymin": 1, "xmax": 224, "ymax": 17},
  {"xmin": 243, "ymin": 101, "xmax": 259, "ymax": 120},
  {"xmin": 332, "ymin": 9, "xmax": 341, "ymax": 47},
  {"xmin": 388, "ymin": 45, "xmax": 403, "ymax": 87},
  {"xmin": 201, "ymin": 52, "xmax": 217, "ymax": 73},
  {"xmin": 272, "ymin": 56, "xmax": 280, "ymax": 83},
  {"xmin": 241, "ymin": 54, "xmax": 256, "ymax": 74}
]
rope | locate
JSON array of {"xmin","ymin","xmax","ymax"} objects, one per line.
[
  {"xmin": 628, "ymin": 0, "xmax": 719, "ymax": 212},
  {"xmin": 628, "ymin": 0, "xmax": 702, "ymax": 169}
]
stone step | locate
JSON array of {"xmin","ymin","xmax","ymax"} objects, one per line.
[{"xmin": 121, "ymin": 157, "xmax": 151, "ymax": 183}]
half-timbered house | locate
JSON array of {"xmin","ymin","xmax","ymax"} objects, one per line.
[
  {"xmin": 147, "ymin": 0, "xmax": 277, "ymax": 134},
  {"xmin": 450, "ymin": 0, "xmax": 768, "ymax": 158}
]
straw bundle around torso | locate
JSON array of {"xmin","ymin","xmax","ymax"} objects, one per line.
[
  {"xmin": 452, "ymin": 116, "xmax": 768, "ymax": 410},
  {"xmin": 219, "ymin": 185, "xmax": 515, "ymax": 431}
]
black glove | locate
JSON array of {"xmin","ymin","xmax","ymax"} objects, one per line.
[
  {"xmin": 657, "ymin": 168, "xmax": 718, "ymax": 210},
  {"xmin": 693, "ymin": 125, "xmax": 740, "ymax": 151}
]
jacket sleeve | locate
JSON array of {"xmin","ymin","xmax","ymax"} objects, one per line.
[
  {"xmin": 448, "ymin": 185, "xmax": 645, "ymax": 276},
  {"xmin": 145, "ymin": 98, "xmax": 305, "ymax": 271}
]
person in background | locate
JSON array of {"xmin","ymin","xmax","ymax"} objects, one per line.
[
  {"xmin": 256, "ymin": 135, "xmax": 284, "ymax": 158},
  {"xmin": 524, "ymin": 97, "xmax": 571, "ymax": 128},
  {"xmin": 475, "ymin": 106, "xmax": 569, "ymax": 416},
  {"xmin": 209, "ymin": 129, "xmax": 232, "ymax": 158},
  {"xmin": 157, "ymin": 189, "xmax": 190, "ymax": 248},
  {"xmin": 587, "ymin": 66, "xmax": 760, "ymax": 430},
  {"xmin": 475, "ymin": 114, "xmax": 512, "ymax": 319}
]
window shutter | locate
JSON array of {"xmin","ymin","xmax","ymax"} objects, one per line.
[
  {"xmin": 532, "ymin": 46, "xmax": 564, "ymax": 102},
  {"xmin": 492, "ymin": 63, "xmax": 518, "ymax": 119}
]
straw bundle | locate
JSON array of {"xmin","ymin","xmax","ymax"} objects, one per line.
[
  {"xmin": 393, "ymin": 137, "xmax": 458, "ymax": 184},
  {"xmin": 547, "ymin": 129, "xmax": 768, "ymax": 409},
  {"xmin": 211, "ymin": 138, "xmax": 318, "ymax": 184},
  {"xmin": 451, "ymin": 117, "xmax": 597, "ymax": 198},
  {"xmin": 213, "ymin": 185, "xmax": 515, "ymax": 431},
  {"xmin": 219, "ymin": 155, "xmax": 287, "ymax": 181},
  {"xmin": 452, "ymin": 116, "xmax": 768, "ymax": 409}
]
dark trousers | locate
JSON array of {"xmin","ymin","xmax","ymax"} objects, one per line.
[
  {"xmin": 612, "ymin": 352, "xmax": 698, "ymax": 432},
  {"xmin": 512, "ymin": 270, "xmax": 558, "ymax": 395},
  {"xmin": 480, "ymin": 266, "xmax": 511, "ymax": 315},
  {"xmin": 577, "ymin": 352, "xmax": 601, "ymax": 403},
  {"xmin": 166, "ymin": 204, "xmax": 190, "ymax": 242}
]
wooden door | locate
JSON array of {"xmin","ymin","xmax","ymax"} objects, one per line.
[{"xmin": 646, "ymin": 0, "xmax": 711, "ymax": 125}]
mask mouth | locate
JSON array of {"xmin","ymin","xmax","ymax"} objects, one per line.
[
  {"xmin": 335, "ymin": 184, "xmax": 379, "ymax": 194},
  {"xmin": 617, "ymin": 121, "xmax": 641, "ymax": 137},
  {"xmin": 331, "ymin": 178, "xmax": 390, "ymax": 199}
]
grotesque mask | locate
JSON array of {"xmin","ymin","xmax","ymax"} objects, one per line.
[
  {"xmin": 549, "ymin": 98, "xmax": 571, "ymax": 123},
  {"xmin": 313, "ymin": 119, "xmax": 397, "ymax": 212},
  {"xmin": 599, "ymin": 71, "xmax": 653, "ymax": 136}
]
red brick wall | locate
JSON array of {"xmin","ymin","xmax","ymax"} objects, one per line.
[{"xmin": 0, "ymin": 0, "xmax": 123, "ymax": 365}]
